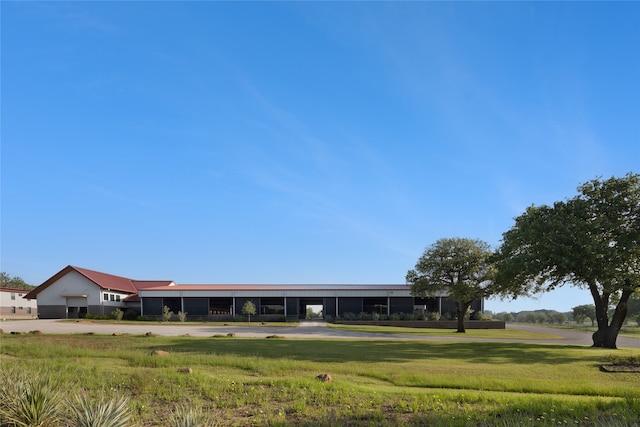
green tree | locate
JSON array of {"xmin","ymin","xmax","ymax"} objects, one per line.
[
  {"xmin": 407, "ymin": 238, "xmax": 495, "ymax": 333},
  {"xmin": 572, "ymin": 304, "xmax": 596, "ymax": 326},
  {"xmin": 550, "ymin": 312, "xmax": 567, "ymax": 324},
  {"xmin": 0, "ymin": 272, "xmax": 35, "ymax": 290},
  {"xmin": 494, "ymin": 173, "xmax": 640, "ymax": 349},
  {"xmin": 495, "ymin": 312, "xmax": 515, "ymax": 322},
  {"xmin": 622, "ymin": 291, "xmax": 640, "ymax": 324},
  {"xmin": 242, "ymin": 300, "xmax": 256, "ymax": 323}
]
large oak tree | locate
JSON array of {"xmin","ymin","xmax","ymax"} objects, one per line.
[
  {"xmin": 493, "ymin": 173, "xmax": 640, "ymax": 349},
  {"xmin": 407, "ymin": 237, "xmax": 495, "ymax": 333}
]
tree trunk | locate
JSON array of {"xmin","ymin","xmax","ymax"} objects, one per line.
[
  {"xmin": 455, "ymin": 302, "xmax": 470, "ymax": 333},
  {"xmin": 591, "ymin": 285, "xmax": 633, "ymax": 349}
]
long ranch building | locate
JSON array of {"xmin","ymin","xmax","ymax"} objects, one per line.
[{"xmin": 26, "ymin": 266, "xmax": 483, "ymax": 320}]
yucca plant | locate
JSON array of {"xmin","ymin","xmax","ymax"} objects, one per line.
[
  {"xmin": 168, "ymin": 403, "xmax": 216, "ymax": 427},
  {"xmin": 0, "ymin": 372, "xmax": 64, "ymax": 427},
  {"xmin": 68, "ymin": 393, "xmax": 131, "ymax": 427}
]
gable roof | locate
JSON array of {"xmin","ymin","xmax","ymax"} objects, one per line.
[{"xmin": 24, "ymin": 266, "xmax": 174, "ymax": 299}]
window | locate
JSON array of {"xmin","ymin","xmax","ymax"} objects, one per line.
[
  {"xmin": 11, "ymin": 307, "xmax": 16, "ymax": 313},
  {"xmin": 27, "ymin": 307, "xmax": 32, "ymax": 314},
  {"xmin": 260, "ymin": 298, "xmax": 285, "ymax": 315},
  {"xmin": 11, "ymin": 293, "xmax": 16, "ymax": 300},
  {"xmin": 104, "ymin": 293, "xmax": 109, "ymax": 301},
  {"xmin": 116, "ymin": 295, "xmax": 121, "ymax": 302},
  {"xmin": 110, "ymin": 294, "xmax": 115, "ymax": 301}
]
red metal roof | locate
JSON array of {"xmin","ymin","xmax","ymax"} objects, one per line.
[
  {"xmin": 25, "ymin": 266, "xmax": 174, "ymax": 299},
  {"xmin": 25, "ymin": 265, "xmax": 410, "ymax": 300},
  {"xmin": 0, "ymin": 287, "xmax": 34, "ymax": 293}
]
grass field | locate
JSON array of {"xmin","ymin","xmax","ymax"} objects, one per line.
[
  {"xmin": 327, "ymin": 323, "xmax": 565, "ymax": 339},
  {"xmin": 1, "ymin": 332, "xmax": 639, "ymax": 426}
]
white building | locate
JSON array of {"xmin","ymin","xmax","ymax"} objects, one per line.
[{"xmin": 0, "ymin": 287, "xmax": 38, "ymax": 319}]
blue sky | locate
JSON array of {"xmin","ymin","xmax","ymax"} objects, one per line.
[{"xmin": 2, "ymin": 2, "xmax": 638, "ymax": 313}]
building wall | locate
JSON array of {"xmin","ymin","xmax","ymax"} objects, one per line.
[
  {"xmin": 142, "ymin": 298, "xmax": 164, "ymax": 316},
  {"xmin": 138, "ymin": 294, "xmax": 484, "ymax": 320},
  {"xmin": 35, "ymin": 271, "xmax": 130, "ymax": 318},
  {"xmin": 389, "ymin": 297, "xmax": 415, "ymax": 315},
  {"xmin": 337, "ymin": 297, "xmax": 363, "ymax": 316},
  {"xmin": 323, "ymin": 297, "xmax": 336, "ymax": 318},
  {"xmin": 183, "ymin": 298, "xmax": 209, "ymax": 316},
  {"xmin": 36, "ymin": 305, "xmax": 67, "ymax": 319},
  {"xmin": 0, "ymin": 288, "xmax": 38, "ymax": 319}
]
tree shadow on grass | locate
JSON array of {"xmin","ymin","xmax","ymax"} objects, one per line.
[{"xmin": 160, "ymin": 337, "xmax": 610, "ymax": 366}]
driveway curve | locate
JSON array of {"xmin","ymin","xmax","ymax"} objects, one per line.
[{"xmin": 2, "ymin": 319, "xmax": 639, "ymax": 349}]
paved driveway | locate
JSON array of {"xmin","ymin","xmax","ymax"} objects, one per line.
[{"xmin": 1, "ymin": 319, "xmax": 639, "ymax": 348}]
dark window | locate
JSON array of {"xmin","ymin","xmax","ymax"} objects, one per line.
[
  {"xmin": 104, "ymin": 294, "xmax": 109, "ymax": 301},
  {"xmin": 163, "ymin": 298, "xmax": 181, "ymax": 314},
  {"xmin": 209, "ymin": 298, "xmax": 233, "ymax": 315},
  {"xmin": 260, "ymin": 298, "xmax": 285, "ymax": 315},
  {"xmin": 364, "ymin": 298, "xmax": 387, "ymax": 315}
]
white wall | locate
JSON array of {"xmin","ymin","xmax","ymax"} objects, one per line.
[
  {"xmin": 36, "ymin": 270, "xmax": 101, "ymax": 305},
  {"xmin": 0, "ymin": 288, "xmax": 38, "ymax": 314}
]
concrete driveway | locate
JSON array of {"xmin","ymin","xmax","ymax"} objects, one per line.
[{"xmin": 2, "ymin": 319, "xmax": 639, "ymax": 348}]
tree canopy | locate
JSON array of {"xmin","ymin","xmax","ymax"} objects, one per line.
[
  {"xmin": 572, "ymin": 305, "xmax": 596, "ymax": 326},
  {"xmin": 494, "ymin": 173, "xmax": 640, "ymax": 348},
  {"xmin": 242, "ymin": 300, "xmax": 257, "ymax": 322},
  {"xmin": 406, "ymin": 237, "xmax": 494, "ymax": 333},
  {"xmin": 0, "ymin": 272, "xmax": 35, "ymax": 291}
]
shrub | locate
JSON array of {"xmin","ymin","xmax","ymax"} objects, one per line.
[
  {"xmin": 68, "ymin": 393, "xmax": 131, "ymax": 427},
  {"xmin": 0, "ymin": 370, "xmax": 65, "ymax": 427},
  {"xmin": 168, "ymin": 404, "xmax": 211, "ymax": 427},
  {"xmin": 426, "ymin": 311, "xmax": 441, "ymax": 321},
  {"xmin": 123, "ymin": 309, "xmax": 139, "ymax": 321},
  {"xmin": 162, "ymin": 306, "xmax": 173, "ymax": 322},
  {"xmin": 177, "ymin": 311, "xmax": 188, "ymax": 322},
  {"xmin": 111, "ymin": 308, "xmax": 124, "ymax": 321},
  {"xmin": 358, "ymin": 312, "xmax": 372, "ymax": 321}
]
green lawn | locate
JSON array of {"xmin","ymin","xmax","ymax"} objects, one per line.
[
  {"xmin": 1, "ymin": 333, "xmax": 639, "ymax": 426},
  {"xmin": 328, "ymin": 323, "xmax": 564, "ymax": 340},
  {"xmin": 546, "ymin": 323, "xmax": 640, "ymax": 339}
]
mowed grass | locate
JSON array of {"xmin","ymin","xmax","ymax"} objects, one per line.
[
  {"xmin": 1, "ymin": 333, "xmax": 639, "ymax": 426},
  {"xmin": 328, "ymin": 323, "xmax": 565, "ymax": 340}
]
